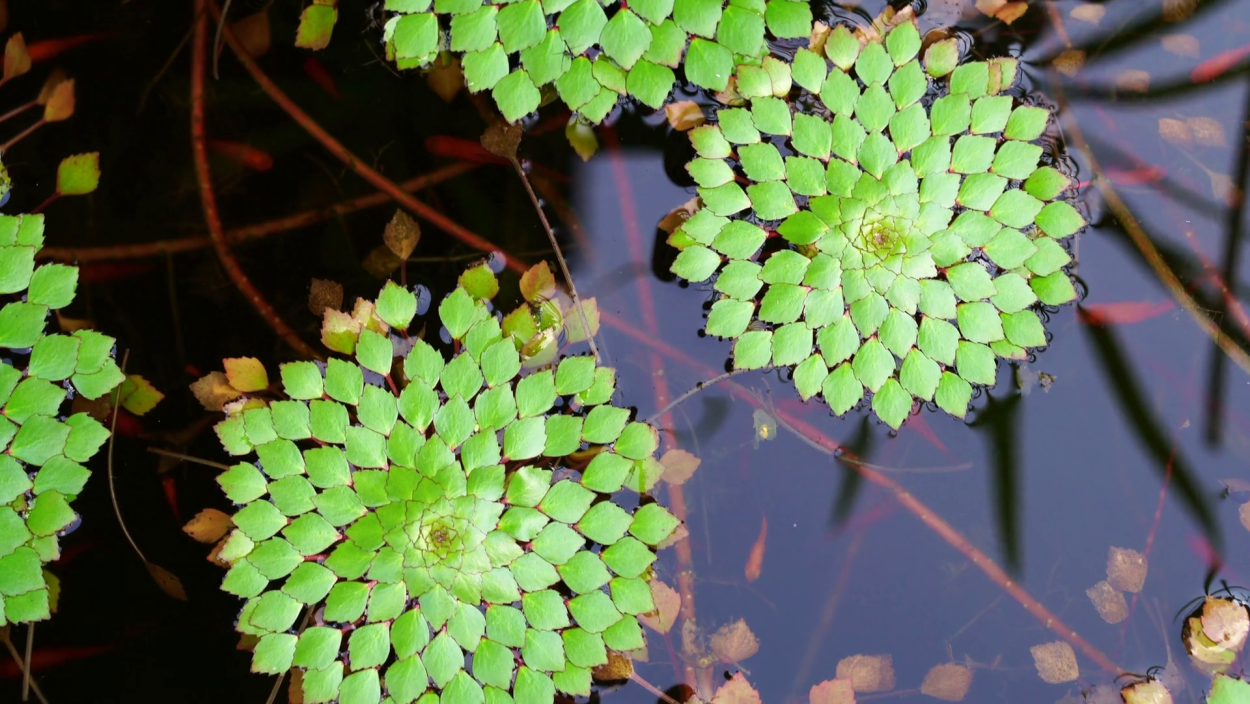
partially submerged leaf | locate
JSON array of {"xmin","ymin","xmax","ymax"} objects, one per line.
[
  {"xmin": 1106, "ymin": 546, "xmax": 1147, "ymax": 592},
  {"xmin": 43, "ymin": 78, "xmax": 75, "ymax": 121},
  {"xmin": 639, "ymin": 579, "xmax": 680, "ymax": 633},
  {"xmin": 190, "ymin": 372, "xmax": 243, "ymax": 411},
  {"xmin": 809, "ymin": 678, "xmax": 855, "ymax": 704},
  {"xmin": 1161, "ymin": 34, "xmax": 1200, "ymax": 58},
  {"xmin": 520, "ymin": 261, "xmax": 557, "ymax": 303},
  {"xmin": 308, "ymin": 278, "xmax": 343, "ymax": 317},
  {"xmin": 56, "ymin": 152, "xmax": 100, "ymax": 196},
  {"xmin": 223, "ymin": 357, "xmax": 269, "ymax": 393},
  {"xmin": 920, "ymin": 663, "xmax": 973, "ymax": 701},
  {"xmin": 712, "ymin": 672, "xmax": 761, "ymax": 704},
  {"xmin": 183, "ymin": 508, "xmax": 234, "ymax": 543},
  {"xmin": 295, "ymin": 2, "xmax": 337, "ymax": 50},
  {"xmin": 1052, "ymin": 50, "xmax": 1085, "ymax": 77},
  {"xmin": 836, "ymin": 654, "xmax": 895, "ymax": 693},
  {"xmin": 1030, "ymin": 641, "xmax": 1078, "ymax": 684},
  {"xmin": 566, "ymin": 118, "xmax": 598, "ymax": 162},
  {"xmin": 232, "ymin": 9, "xmax": 272, "ymax": 58},
  {"xmin": 710, "ymin": 618, "xmax": 759, "ymax": 663},
  {"xmin": 1069, "ymin": 4, "xmax": 1105, "ymax": 25},
  {"xmin": 383, "ymin": 210, "xmax": 421, "ymax": 261},
  {"xmin": 3, "ymin": 32, "xmax": 28, "ymax": 81},
  {"xmin": 659, "ymin": 448, "xmax": 700, "ymax": 485},
  {"xmin": 1085, "ymin": 580, "xmax": 1129, "ymax": 624},
  {"xmin": 118, "ymin": 374, "xmax": 164, "ymax": 415}
]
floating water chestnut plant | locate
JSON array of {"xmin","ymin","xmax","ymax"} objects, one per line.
[
  {"xmin": 0, "ymin": 211, "xmax": 120, "ymax": 624},
  {"xmin": 379, "ymin": 0, "xmax": 813, "ymax": 121},
  {"xmin": 210, "ymin": 263, "xmax": 680, "ymax": 703},
  {"xmin": 667, "ymin": 15, "xmax": 1085, "ymax": 429}
]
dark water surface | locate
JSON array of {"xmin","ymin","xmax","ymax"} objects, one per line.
[{"xmin": 9, "ymin": 0, "xmax": 1250, "ymax": 702}]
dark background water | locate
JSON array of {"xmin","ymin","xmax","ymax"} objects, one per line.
[{"xmin": 7, "ymin": 0, "xmax": 1250, "ymax": 702}]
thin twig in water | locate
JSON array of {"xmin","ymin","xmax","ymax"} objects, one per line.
[
  {"xmin": 265, "ymin": 609, "xmax": 312, "ymax": 704},
  {"xmin": 212, "ymin": 0, "xmax": 233, "ymax": 80},
  {"xmin": 146, "ymin": 447, "xmax": 231, "ymax": 470},
  {"xmin": 644, "ymin": 369, "xmax": 755, "ymax": 426},
  {"xmin": 509, "ymin": 157, "xmax": 600, "ymax": 363},
  {"xmin": 22, "ymin": 623, "xmax": 32, "ymax": 701},
  {"xmin": 628, "ymin": 671, "xmax": 682, "ymax": 704},
  {"xmin": 0, "ymin": 628, "xmax": 49, "ymax": 704},
  {"xmin": 109, "ymin": 351, "xmax": 149, "ymax": 565}
]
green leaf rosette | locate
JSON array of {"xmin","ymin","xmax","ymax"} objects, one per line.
[
  {"xmin": 0, "ymin": 211, "xmax": 120, "ymax": 624},
  {"xmin": 212, "ymin": 266, "xmax": 680, "ymax": 704},
  {"xmin": 379, "ymin": 0, "xmax": 814, "ymax": 122},
  {"xmin": 667, "ymin": 18, "xmax": 1086, "ymax": 429}
]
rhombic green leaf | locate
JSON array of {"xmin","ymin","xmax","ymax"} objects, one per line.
[
  {"xmin": 1, "ymin": 207, "xmax": 125, "ymax": 625},
  {"xmin": 666, "ymin": 14, "xmax": 1085, "ymax": 429},
  {"xmin": 210, "ymin": 260, "xmax": 680, "ymax": 702}
]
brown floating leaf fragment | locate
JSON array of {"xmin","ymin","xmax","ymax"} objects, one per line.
[
  {"xmin": 658, "ymin": 198, "xmax": 700, "ymax": 235},
  {"xmin": 710, "ymin": 619, "xmax": 759, "ymax": 663},
  {"xmin": 288, "ymin": 668, "xmax": 306, "ymax": 704},
  {"xmin": 383, "ymin": 210, "xmax": 421, "ymax": 261},
  {"xmin": 223, "ymin": 357, "xmax": 269, "ymax": 393},
  {"xmin": 1158, "ymin": 118, "xmax": 1193, "ymax": 146},
  {"xmin": 1107, "ymin": 546, "xmax": 1148, "ymax": 593},
  {"xmin": 146, "ymin": 561, "xmax": 188, "ymax": 600},
  {"xmin": 995, "ymin": 1, "xmax": 1029, "ymax": 24},
  {"xmin": 1053, "ymin": 49, "xmax": 1086, "ymax": 77},
  {"xmin": 1162, "ymin": 34, "xmax": 1200, "ymax": 58},
  {"xmin": 1121, "ymin": 679, "xmax": 1173, "ymax": 704},
  {"xmin": 1186, "ymin": 117, "xmax": 1227, "ymax": 147},
  {"xmin": 835, "ymin": 654, "xmax": 896, "ymax": 693},
  {"xmin": 1030, "ymin": 641, "xmax": 1078, "ymax": 683},
  {"xmin": 1086, "ymin": 580, "xmax": 1130, "ymax": 624},
  {"xmin": 1200, "ymin": 596, "xmax": 1250, "ymax": 649},
  {"xmin": 183, "ymin": 508, "xmax": 234, "ymax": 544},
  {"xmin": 481, "ymin": 119, "xmax": 522, "ymax": 159},
  {"xmin": 206, "ymin": 537, "xmax": 230, "ymax": 568},
  {"xmin": 1116, "ymin": 70, "xmax": 1151, "ymax": 93},
  {"xmin": 1239, "ymin": 500, "xmax": 1250, "ymax": 533},
  {"xmin": 43, "ymin": 78, "xmax": 75, "ymax": 122},
  {"xmin": 1070, "ymin": 3, "xmax": 1105, "ymax": 25},
  {"xmin": 190, "ymin": 371, "xmax": 243, "ymax": 412},
  {"xmin": 712, "ymin": 672, "xmax": 761, "ymax": 704},
  {"xmin": 232, "ymin": 9, "xmax": 271, "ymax": 58},
  {"xmin": 809, "ymin": 678, "xmax": 855, "ymax": 704},
  {"xmin": 566, "ymin": 119, "xmax": 598, "ymax": 162},
  {"xmin": 975, "ymin": 0, "xmax": 1007, "ymax": 16},
  {"xmin": 3, "ymin": 32, "xmax": 28, "ymax": 81},
  {"xmin": 808, "ymin": 21, "xmax": 831, "ymax": 55},
  {"xmin": 659, "ymin": 448, "xmax": 701, "ymax": 485},
  {"xmin": 920, "ymin": 663, "xmax": 974, "ymax": 701},
  {"xmin": 361, "ymin": 245, "xmax": 403, "ymax": 278},
  {"xmin": 308, "ymin": 278, "xmax": 343, "ymax": 317},
  {"xmin": 37, "ymin": 68, "xmax": 67, "ymax": 105},
  {"xmin": 666, "ymin": 100, "xmax": 706, "ymax": 131},
  {"xmin": 426, "ymin": 53, "xmax": 464, "ymax": 103},
  {"xmin": 1162, "ymin": 0, "xmax": 1196, "ymax": 22},
  {"xmin": 592, "ymin": 651, "xmax": 633, "ymax": 682},
  {"xmin": 639, "ymin": 579, "xmax": 680, "ymax": 634}
]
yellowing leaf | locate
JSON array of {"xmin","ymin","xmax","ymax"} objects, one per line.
[
  {"xmin": 710, "ymin": 618, "xmax": 759, "ymax": 663},
  {"xmin": 1053, "ymin": 49, "xmax": 1086, "ymax": 77},
  {"xmin": 1106, "ymin": 546, "xmax": 1147, "ymax": 592},
  {"xmin": 37, "ymin": 68, "xmax": 67, "ymax": 105},
  {"xmin": 182, "ymin": 508, "xmax": 234, "ymax": 543},
  {"xmin": 3, "ymin": 32, "xmax": 28, "ymax": 81},
  {"xmin": 921, "ymin": 663, "xmax": 974, "ymax": 701},
  {"xmin": 1086, "ymin": 580, "xmax": 1129, "ymax": 624},
  {"xmin": 712, "ymin": 672, "xmax": 761, "ymax": 704},
  {"xmin": 836, "ymin": 654, "xmax": 895, "ymax": 693},
  {"xmin": 118, "ymin": 374, "xmax": 164, "ymax": 416},
  {"xmin": 308, "ymin": 278, "xmax": 343, "ymax": 317},
  {"xmin": 808, "ymin": 21, "xmax": 831, "ymax": 55},
  {"xmin": 660, "ymin": 448, "xmax": 701, "ymax": 485},
  {"xmin": 520, "ymin": 261, "xmax": 557, "ymax": 303},
  {"xmin": 566, "ymin": 118, "xmax": 598, "ymax": 162},
  {"xmin": 146, "ymin": 561, "xmax": 188, "ymax": 600},
  {"xmin": 56, "ymin": 152, "xmax": 100, "ymax": 196},
  {"xmin": 426, "ymin": 53, "xmax": 464, "ymax": 103},
  {"xmin": 809, "ymin": 678, "xmax": 855, "ymax": 704},
  {"xmin": 995, "ymin": 1, "xmax": 1028, "ymax": 24},
  {"xmin": 190, "ymin": 371, "xmax": 243, "ymax": 411},
  {"xmin": 232, "ymin": 9, "xmax": 272, "ymax": 59},
  {"xmin": 223, "ymin": 357, "xmax": 269, "ymax": 393},
  {"xmin": 639, "ymin": 579, "xmax": 680, "ymax": 634},
  {"xmin": 383, "ymin": 209, "xmax": 421, "ymax": 261},
  {"xmin": 1030, "ymin": 641, "xmax": 1078, "ymax": 683},
  {"xmin": 659, "ymin": 198, "xmax": 700, "ymax": 236},
  {"xmin": 1070, "ymin": 4, "xmax": 1105, "ymax": 24},
  {"xmin": 1161, "ymin": 34, "xmax": 1200, "ymax": 58},
  {"xmin": 666, "ymin": 101, "xmax": 706, "ymax": 131},
  {"xmin": 43, "ymin": 78, "xmax": 75, "ymax": 122}
]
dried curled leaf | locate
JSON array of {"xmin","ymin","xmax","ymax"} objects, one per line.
[
  {"xmin": 183, "ymin": 508, "xmax": 234, "ymax": 543},
  {"xmin": 190, "ymin": 371, "xmax": 243, "ymax": 411},
  {"xmin": 921, "ymin": 663, "xmax": 974, "ymax": 701},
  {"xmin": 836, "ymin": 654, "xmax": 895, "ymax": 693},
  {"xmin": 710, "ymin": 618, "xmax": 759, "ymax": 663},
  {"xmin": 1030, "ymin": 641, "xmax": 1078, "ymax": 683},
  {"xmin": 1106, "ymin": 546, "xmax": 1148, "ymax": 593}
]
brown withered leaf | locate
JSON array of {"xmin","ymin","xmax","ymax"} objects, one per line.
[
  {"xmin": 1163, "ymin": 0, "xmax": 1196, "ymax": 22},
  {"xmin": 808, "ymin": 21, "xmax": 831, "ymax": 55},
  {"xmin": 657, "ymin": 522, "xmax": 689, "ymax": 550},
  {"xmin": 836, "ymin": 654, "xmax": 895, "ymax": 692},
  {"xmin": 1030, "ymin": 641, "xmax": 1078, "ymax": 683},
  {"xmin": 426, "ymin": 53, "xmax": 463, "ymax": 103},
  {"xmin": 658, "ymin": 198, "xmax": 700, "ymax": 235},
  {"xmin": 189, "ymin": 371, "xmax": 243, "ymax": 411},
  {"xmin": 1159, "ymin": 117, "xmax": 1193, "ymax": 146},
  {"xmin": 232, "ymin": 10, "xmax": 271, "ymax": 58},
  {"xmin": 1053, "ymin": 50, "xmax": 1086, "ymax": 77},
  {"xmin": 1116, "ymin": 70, "xmax": 1151, "ymax": 93},
  {"xmin": 712, "ymin": 673, "xmax": 761, "ymax": 704},
  {"xmin": 660, "ymin": 448, "xmax": 701, "ymax": 485},
  {"xmin": 384, "ymin": 210, "xmax": 421, "ymax": 261},
  {"xmin": 481, "ymin": 120, "xmax": 522, "ymax": 159},
  {"xmin": 1121, "ymin": 679, "xmax": 1173, "ymax": 704},
  {"xmin": 237, "ymin": 633, "xmax": 260, "ymax": 651},
  {"xmin": 809, "ymin": 678, "xmax": 855, "ymax": 704},
  {"xmin": 308, "ymin": 278, "xmax": 344, "ymax": 317},
  {"xmin": 639, "ymin": 579, "xmax": 681, "ymax": 634},
  {"xmin": 1161, "ymin": 34, "xmax": 1200, "ymax": 58},
  {"xmin": 182, "ymin": 508, "xmax": 234, "ymax": 544},
  {"xmin": 146, "ymin": 561, "xmax": 188, "ymax": 601},
  {"xmin": 995, "ymin": 1, "xmax": 1029, "ymax": 24},
  {"xmin": 1107, "ymin": 546, "xmax": 1148, "ymax": 592},
  {"xmin": 37, "ymin": 69, "xmax": 68, "ymax": 105},
  {"xmin": 206, "ymin": 537, "xmax": 230, "ymax": 568},
  {"xmin": 920, "ymin": 663, "xmax": 974, "ymax": 701},
  {"xmin": 288, "ymin": 668, "xmax": 305, "ymax": 704},
  {"xmin": 43, "ymin": 78, "xmax": 75, "ymax": 122},
  {"xmin": 3, "ymin": 32, "xmax": 28, "ymax": 81},
  {"xmin": 666, "ymin": 101, "xmax": 706, "ymax": 131},
  {"xmin": 1070, "ymin": 3, "xmax": 1105, "ymax": 25},
  {"xmin": 592, "ymin": 651, "xmax": 634, "ymax": 682},
  {"xmin": 1187, "ymin": 117, "xmax": 1227, "ymax": 147},
  {"xmin": 1086, "ymin": 580, "xmax": 1129, "ymax": 624},
  {"xmin": 710, "ymin": 619, "xmax": 759, "ymax": 663},
  {"xmin": 362, "ymin": 245, "xmax": 403, "ymax": 278}
]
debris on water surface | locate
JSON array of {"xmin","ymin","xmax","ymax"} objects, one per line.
[
  {"xmin": 712, "ymin": 672, "xmax": 761, "ymax": 704},
  {"xmin": 752, "ymin": 408, "xmax": 776, "ymax": 450},
  {"xmin": 710, "ymin": 618, "xmax": 760, "ymax": 663},
  {"xmin": 835, "ymin": 653, "xmax": 895, "ymax": 693},
  {"xmin": 744, "ymin": 516, "xmax": 767, "ymax": 582},
  {"xmin": 1107, "ymin": 546, "xmax": 1148, "ymax": 592},
  {"xmin": 808, "ymin": 678, "xmax": 855, "ymax": 704},
  {"xmin": 1120, "ymin": 679, "xmax": 1174, "ymax": 704},
  {"xmin": 1030, "ymin": 640, "xmax": 1078, "ymax": 683},
  {"xmin": 1086, "ymin": 580, "xmax": 1129, "ymax": 623},
  {"xmin": 660, "ymin": 448, "xmax": 701, "ymax": 485},
  {"xmin": 920, "ymin": 662, "xmax": 973, "ymax": 701}
]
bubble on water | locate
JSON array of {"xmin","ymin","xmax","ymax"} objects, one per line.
[
  {"xmin": 59, "ymin": 513, "xmax": 83, "ymax": 536},
  {"xmin": 439, "ymin": 327, "xmax": 452, "ymax": 345},
  {"xmin": 414, "ymin": 284, "xmax": 432, "ymax": 316}
]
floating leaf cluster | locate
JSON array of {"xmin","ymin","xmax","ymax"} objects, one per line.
[
  {"xmin": 379, "ymin": 0, "xmax": 813, "ymax": 121},
  {"xmin": 211, "ymin": 264, "xmax": 679, "ymax": 703},
  {"xmin": 0, "ymin": 211, "xmax": 121, "ymax": 624},
  {"xmin": 667, "ymin": 18, "xmax": 1085, "ymax": 428}
]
